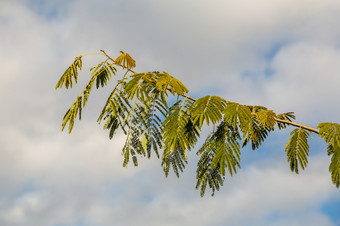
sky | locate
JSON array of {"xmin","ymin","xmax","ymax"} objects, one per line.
[{"xmin": 1, "ymin": 0, "xmax": 340, "ymax": 225}]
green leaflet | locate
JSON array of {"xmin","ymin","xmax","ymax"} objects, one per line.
[
  {"xmin": 124, "ymin": 72, "xmax": 155, "ymax": 100},
  {"xmin": 124, "ymin": 71, "xmax": 189, "ymax": 101},
  {"xmin": 60, "ymin": 60, "xmax": 117, "ymax": 133},
  {"xmin": 285, "ymin": 128, "xmax": 311, "ymax": 174},
  {"xmin": 224, "ymin": 103, "xmax": 271, "ymax": 149},
  {"xmin": 241, "ymin": 116, "xmax": 271, "ymax": 150},
  {"xmin": 276, "ymin": 112, "xmax": 296, "ymax": 129},
  {"xmin": 255, "ymin": 109, "xmax": 277, "ymax": 130},
  {"xmin": 162, "ymin": 100, "xmax": 193, "ymax": 153},
  {"xmin": 132, "ymin": 96, "xmax": 167, "ymax": 159},
  {"xmin": 224, "ymin": 102, "xmax": 252, "ymax": 135},
  {"xmin": 162, "ymin": 142, "xmax": 188, "ymax": 178},
  {"xmin": 161, "ymin": 99, "xmax": 199, "ymax": 177},
  {"xmin": 100, "ymin": 89, "xmax": 131, "ymax": 135},
  {"xmin": 101, "ymin": 90, "xmax": 131, "ymax": 138},
  {"xmin": 117, "ymin": 91, "xmax": 168, "ymax": 167},
  {"xmin": 191, "ymin": 95, "xmax": 226, "ymax": 127},
  {"xmin": 99, "ymin": 71, "xmax": 169, "ymax": 166},
  {"xmin": 318, "ymin": 123, "xmax": 340, "ymax": 147},
  {"xmin": 122, "ymin": 125, "xmax": 145, "ymax": 167},
  {"xmin": 329, "ymin": 142, "xmax": 340, "ymax": 188},
  {"xmin": 61, "ymin": 95, "xmax": 83, "ymax": 133},
  {"xmin": 97, "ymin": 76, "xmax": 129, "ymax": 123},
  {"xmin": 90, "ymin": 61, "xmax": 117, "ymax": 89},
  {"xmin": 154, "ymin": 71, "xmax": 189, "ymax": 96},
  {"xmin": 161, "ymin": 115, "xmax": 200, "ymax": 177},
  {"xmin": 83, "ymin": 80, "xmax": 94, "ymax": 108},
  {"xmin": 56, "ymin": 56, "xmax": 82, "ymax": 89},
  {"xmin": 121, "ymin": 100, "xmax": 147, "ymax": 167},
  {"xmin": 103, "ymin": 114, "xmax": 119, "ymax": 139},
  {"xmin": 246, "ymin": 105, "xmax": 268, "ymax": 112},
  {"xmin": 195, "ymin": 151, "xmax": 224, "ymax": 197},
  {"xmin": 242, "ymin": 110, "xmax": 293, "ymax": 150},
  {"xmin": 196, "ymin": 121, "xmax": 241, "ymax": 196},
  {"xmin": 224, "ymin": 105, "xmax": 275, "ymax": 150},
  {"xmin": 318, "ymin": 122, "xmax": 340, "ymax": 187}
]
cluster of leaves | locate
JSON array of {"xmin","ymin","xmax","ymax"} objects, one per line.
[
  {"xmin": 56, "ymin": 51, "xmax": 340, "ymax": 196},
  {"xmin": 57, "ymin": 58, "xmax": 117, "ymax": 133},
  {"xmin": 318, "ymin": 123, "xmax": 340, "ymax": 188}
]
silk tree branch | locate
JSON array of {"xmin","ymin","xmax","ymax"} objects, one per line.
[
  {"xmin": 274, "ymin": 118, "xmax": 319, "ymax": 134},
  {"xmin": 100, "ymin": 50, "xmax": 320, "ymax": 135}
]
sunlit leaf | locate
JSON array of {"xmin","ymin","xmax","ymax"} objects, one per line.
[
  {"xmin": 56, "ymin": 56, "xmax": 82, "ymax": 89},
  {"xmin": 191, "ymin": 95, "xmax": 226, "ymax": 127},
  {"xmin": 114, "ymin": 51, "xmax": 136, "ymax": 70},
  {"xmin": 285, "ymin": 128, "xmax": 311, "ymax": 174}
]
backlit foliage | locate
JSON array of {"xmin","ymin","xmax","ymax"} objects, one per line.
[
  {"xmin": 318, "ymin": 123, "xmax": 340, "ymax": 188},
  {"xmin": 285, "ymin": 128, "xmax": 311, "ymax": 174},
  {"xmin": 56, "ymin": 51, "xmax": 340, "ymax": 196}
]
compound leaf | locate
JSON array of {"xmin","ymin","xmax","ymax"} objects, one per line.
[
  {"xmin": 114, "ymin": 51, "xmax": 136, "ymax": 70},
  {"xmin": 191, "ymin": 95, "xmax": 226, "ymax": 127},
  {"xmin": 285, "ymin": 128, "xmax": 311, "ymax": 174},
  {"xmin": 56, "ymin": 56, "xmax": 82, "ymax": 89}
]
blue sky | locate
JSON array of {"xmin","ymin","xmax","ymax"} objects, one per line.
[{"xmin": 1, "ymin": 0, "xmax": 340, "ymax": 225}]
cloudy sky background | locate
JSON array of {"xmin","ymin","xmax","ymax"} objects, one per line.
[{"xmin": 1, "ymin": 0, "xmax": 340, "ymax": 225}]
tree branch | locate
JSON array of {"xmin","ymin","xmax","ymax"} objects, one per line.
[
  {"xmin": 101, "ymin": 50, "xmax": 320, "ymax": 135},
  {"xmin": 274, "ymin": 118, "xmax": 319, "ymax": 134}
]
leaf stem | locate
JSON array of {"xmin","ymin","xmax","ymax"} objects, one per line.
[{"xmin": 80, "ymin": 52, "xmax": 105, "ymax": 57}]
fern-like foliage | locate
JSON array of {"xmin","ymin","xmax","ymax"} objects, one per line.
[
  {"xmin": 161, "ymin": 99, "xmax": 199, "ymax": 177},
  {"xmin": 318, "ymin": 122, "xmax": 340, "ymax": 187},
  {"xmin": 328, "ymin": 142, "xmax": 340, "ymax": 188},
  {"xmin": 285, "ymin": 128, "xmax": 311, "ymax": 174},
  {"xmin": 191, "ymin": 95, "xmax": 226, "ymax": 127},
  {"xmin": 56, "ymin": 50, "xmax": 340, "ymax": 195},
  {"xmin": 224, "ymin": 102, "xmax": 252, "ymax": 135},
  {"xmin": 62, "ymin": 95, "xmax": 83, "ymax": 133},
  {"xmin": 90, "ymin": 61, "xmax": 117, "ymax": 89},
  {"xmin": 114, "ymin": 51, "xmax": 136, "ymax": 70},
  {"xmin": 223, "ymin": 102, "xmax": 272, "ymax": 150},
  {"xmin": 119, "ymin": 100, "xmax": 149, "ymax": 167},
  {"xmin": 101, "ymin": 89, "xmax": 131, "ymax": 136},
  {"xmin": 154, "ymin": 71, "xmax": 189, "ymax": 96},
  {"xmin": 143, "ymin": 97, "xmax": 168, "ymax": 158},
  {"xmin": 83, "ymin": 61, "xmax": 117, "ymax": 107},
  {"xmin": 124, "ymin": 71, "xmax": 189, "ymax": 100},
  {"xmin": 124, "ymin": 72, "xmax": 156, "ymax": 100},
  {"xmin": 161, "ymin": 142, "xmax": 188, "ymax": 178},
  {"xmin": 196, "ymin": 150, "xmax": 224, "ymax": 197},
  {"xmin": 111, "ymin": 87, "xmax": 168, "ymax": 167},
  {"xmin": 317, "ymin": 123, "xmax": 340, "ymax": 147},
  {"xmin": 56, "ymin": 56, "xmax": 82, "ymax": 89},
  {"xmin": 196, "ymin": 121, "xmax": 241, "ymax": 196},
  {"xmin": 276, "ymin": 112, "xmax": 296, "ymax": 129},
  {"xmin": 60, "ymin": 61, "xmax": 117, "ymax": 133},
  {"xmin": 131, "ymin": 94, "xmax": 168, "ymax": 159},
  {"xmin": 255, "ymin": 109, "xmax": 277, "ymax": 130},
  {"xmin": 242, "ymin": 116, "xmax": 272, "ymax": 150},
  {"xmin": 162, "ymin": 100, "xmax": 195, "ymax": 153},
  {"xmin": 122, "ymin": 123, "xmax": 145, "ymax": 167}
]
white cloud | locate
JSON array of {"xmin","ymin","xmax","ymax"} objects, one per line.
[
  {"xmin": 1, "ymin": 152, "xmax": 334, "ymax": 226},
  {"xmin": 265, "ymin": 42, "xmax": 340, "ymax": 122},
  {"xmin": 223, "ymin": 41, "xmax": 340, "ymax": 123},
  {"xmin": 0, "ymin": 0, "xmax": 340, "ymax": 225}
]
